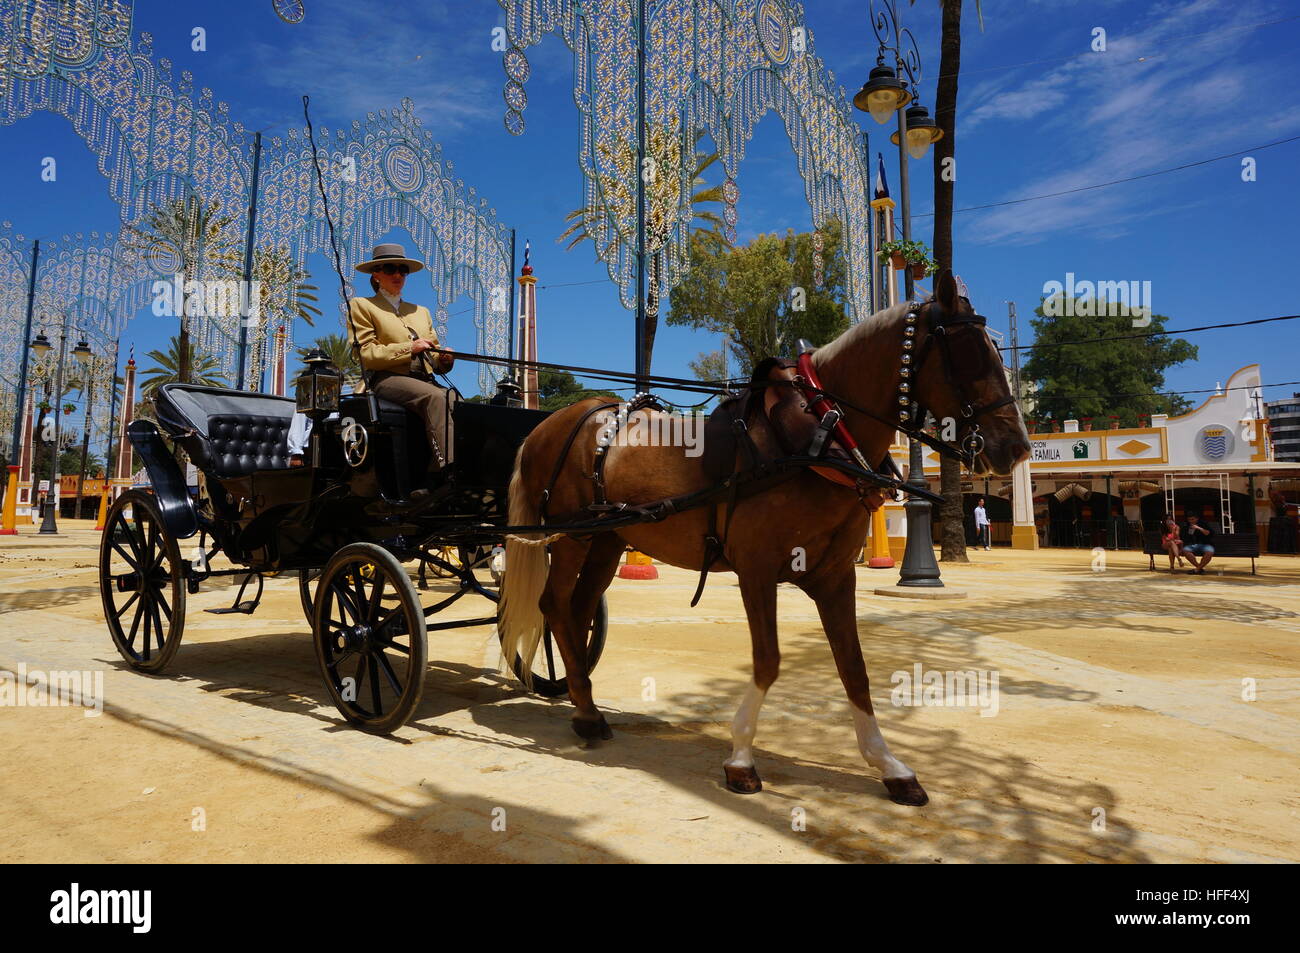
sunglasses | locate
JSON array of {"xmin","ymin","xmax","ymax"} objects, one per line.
[{"xmin": 375, "ymin": 263, "xmax": 409, "ymax": 276}]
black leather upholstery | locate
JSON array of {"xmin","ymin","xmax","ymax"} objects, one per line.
[{"xmin": 156, "ymin": 383, "xmax": 297, "ymax": 479}]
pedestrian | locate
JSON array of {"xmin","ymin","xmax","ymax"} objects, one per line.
[{"xmin": 974, "ymin": 496, "xmax": 991, "ymax": 550}]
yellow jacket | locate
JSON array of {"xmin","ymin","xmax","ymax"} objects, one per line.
[{"xmin": 348, "ymin": 294, "xmax": 438, "ymax": 373}]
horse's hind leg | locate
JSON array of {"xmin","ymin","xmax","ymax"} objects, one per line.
[
  {"xmin": 539, "ymin": 536, "xmax": 613, "ymax": 742},
  {"xmin": 724, "ymin": 572, "xmax": 780, "ymax": 795},
  {"xmin": 806, "ymin": 569, "xmax": 928, "ymax": 806}
]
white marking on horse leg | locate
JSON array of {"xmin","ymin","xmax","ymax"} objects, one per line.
[
  {"xmin": 723, "ymin": 682, "xmax": 767, "ymax": 770},
  {"xmin": 851, "ymin": 705, "xmax": 914, "ymax": 780}
]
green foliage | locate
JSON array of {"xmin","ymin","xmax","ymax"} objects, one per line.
[
  {"xmin": 1022, "ymin": 298, "xmax": 1197, "ymax": 427},
  {"xmin": 877, "ymin": 238, "xmax": 936, "ymax": 276},
  {"xmin": 536, "ymin": 369, "xmax": 619, "ymax": 412},
  {"xmin": 140, "ymin": 336, "xmax": 228, "ymax": 396},
  {"xmin": 294, "ymin": 333, "xmax": 361, "ymax": 385},
  {"xmin": 669, "ymin": 221, "xmax": 850, "ymax": 376},
  {"xmin": 59, "ymin": 449, "xmax": 105, "ymax": 478}
]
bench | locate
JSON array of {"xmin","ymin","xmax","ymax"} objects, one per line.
[{"xmin": 1142, "ymin": 530, "xmax": 1259, "ymax": 574}]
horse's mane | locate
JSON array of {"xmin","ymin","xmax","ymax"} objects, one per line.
[{"xmin": 814, "ymin": 299, "xmax": 911, "ymax": 367}]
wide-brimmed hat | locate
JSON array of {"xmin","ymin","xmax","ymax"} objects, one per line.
[{"xmin": 354, "ymin": 242, "xmax": 425, "ymax": 274}]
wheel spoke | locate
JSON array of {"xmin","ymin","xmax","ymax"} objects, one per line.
[
  {"xmin": 368, "ymin": 656, "xmax": 383, "ymax": 715},
  {"xmin": 140, "ymin": 598, "xmax": 153, "ymax": 661},
  {"xmin": 156, "ymin": 588, "xmax": 173, "ymax": 621},
  {"xmin": 150, "ymin": 599, "xmax": 166, "ymax": 652},
  {"xmin": 331, "ymin": 583, "xmax": 362, "ymax": 625},
  {"xmin": 113, "ymin": 590, "xmax": 140, "ymax": 620},
  {"xmin": 367, "ymin": 573, "xmax": 386, "ymax": 626},
  {"xmin": 353, "ymin": 653, "xmax": 367, "ymax": 699},
  {"xmin": 127, "ymin": 596, "xmax": 144, "ymax": 650},
  {"xmin": 375, "ymin": 650, "xmax": 403, "ymax": 695},
  {"xmin": 110, "ymin": 535, "xmax": 139, "ymax": 570}
]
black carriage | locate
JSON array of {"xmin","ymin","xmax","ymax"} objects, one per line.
[{"xmin": 98, "ymin": 372, "xmax": 607, "ymax": 734}]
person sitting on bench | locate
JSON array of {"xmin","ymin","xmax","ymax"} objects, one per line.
[
  {"xmin": 348, "ymin": 243, "xmax": 456, "ymax": 478},
  {"xmin": 1160, "ymin": 516, "xmax": 1185, "ymax": 571},
  {"xmin": 1180, "ymin": 512, "xmax": 1215, "ymax": 574}
]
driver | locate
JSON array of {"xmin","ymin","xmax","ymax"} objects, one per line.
[{"xmin": 348, "ymin": 243, "xmax": 456, "ymax": 476}]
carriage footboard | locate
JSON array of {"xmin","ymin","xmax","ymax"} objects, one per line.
[{"xmin": 127, "ymin": 419, "xmax": 200, "ymax": 540}]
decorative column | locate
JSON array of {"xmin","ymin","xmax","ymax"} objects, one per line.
[
  {"xmin": 270, "ymin": 324, "xmax": 288, "ymax": 397},
  {"xmin": 17, "ymin": 391, "xmax": 38, "ymax": 523},
  {"xmin": 517, "ymin": 242, "xmax": 539, "ymax": 411},
  {"xmin": 113, "ymin": 353, "xmax": 137, "ymax": 489},
  {"xmin": 871, "ymin": 195, "xmax": 897, "ymax": 309},
  {"xmin": 1010, "ymin": 456, "xmax": 1038, "ymax": 549}
]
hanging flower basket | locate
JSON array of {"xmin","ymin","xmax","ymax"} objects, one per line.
[
  {"xmin": 63, "ymin": 403, "xmax": 76, "ymax": 415},
  {"xmin": 1081, "ymin": 417, "xmax": 1093, "ymax": 431},
  {"xmin": 891, "ymin": 252, "xmax": 907, "ymax": 270},
  {"xmin": 37, "ymin": 400, "xmax": 52, "ymax": 413},
  {"xmin": 911, "ymin": 261, "xmax": 929, "ymax": 280}
]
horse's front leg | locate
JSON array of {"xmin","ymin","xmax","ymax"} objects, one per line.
[
  {"xmin": 724, "ymin": 571, "xmax": 780, "ymax": 794},
  {"xmin": 805, "ymin": 568, "xmax": 929, "ymax": 806}
]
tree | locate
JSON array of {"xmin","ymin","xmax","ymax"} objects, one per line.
[
  {"xmin": 669, "ymin": 221, "xmax": 850, "ymax": 378},
  {"xmin": 536, "ymin": 369, "xmax": 618, "ymax": 412},
  {"xmin": 560, "ymin": 129, "xmax": 730, "ymax": 375},
  {"xmin": 122, "ymin": 194, "xmax": 242, "ymax": 383},
  {"xmin": 294, "ymin": 333, "xmax": 361, "ymax": 386},
  {"xmin": 1021, "ymin": 299, "xmax": 1196, "ymax": 427},
  {"xmin": 140, "ymin": 336, "xmax": 228, "ymax": 398}
]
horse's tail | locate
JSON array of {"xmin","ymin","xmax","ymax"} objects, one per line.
[{"xmin": 496, "ymin": 450, "xmax": 555, "ymax": 687}]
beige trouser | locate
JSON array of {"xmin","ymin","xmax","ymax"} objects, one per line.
[{"xmin": 370, "ymin": 371, "xmax": 456, "ymax": 470}]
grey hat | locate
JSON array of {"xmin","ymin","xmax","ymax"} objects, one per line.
[{"xmin": 354, "ymin": 242, "xmax": 425, "ymax": 274}]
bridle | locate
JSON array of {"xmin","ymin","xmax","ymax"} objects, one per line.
[{"xmin": 891, "ymin": 298, "xmax": 1018, "ymax": 466}]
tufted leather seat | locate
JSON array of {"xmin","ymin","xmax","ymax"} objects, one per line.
[{"xmin": 156, "ymin": 383, "xmax": 298, "ymax": 480}]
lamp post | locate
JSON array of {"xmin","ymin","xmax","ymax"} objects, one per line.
[
  {"xmin": 31, "ymin": 320, "xmax": 92, "ymax": 534},
  {"xmin": 854, "ymin": 0, "xmax": 944, "ymax": 588}
]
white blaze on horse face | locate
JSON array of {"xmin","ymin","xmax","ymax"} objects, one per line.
[
  {"xmin": 724, "ymin": 682, "xmax": 767, "ymax": 770},
  {"xmin": 850, "ymin": 706, "xmax": 914, "ymax": 780}
]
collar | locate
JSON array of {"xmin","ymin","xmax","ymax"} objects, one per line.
[{"xmin": 378, "ymin": 289, "xmax": 403, "ymax": 311}]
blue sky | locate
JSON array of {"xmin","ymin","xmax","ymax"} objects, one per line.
[{"xmin": 2, "ymin": 0, "xmax": 1298, "ymax": 410}]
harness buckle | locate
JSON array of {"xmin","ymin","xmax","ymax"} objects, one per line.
[{"xmin": 807, "ymin": 409, "xmax": 840, "ymax": 457}]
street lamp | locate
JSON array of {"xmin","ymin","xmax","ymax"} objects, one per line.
[
  {"xmin": 854, "ymin": 0, "xmax": 945, "ymax": 588},
  {"xmin": 31, "ymin": 319, "xmax": 93, "ymax": 534}
]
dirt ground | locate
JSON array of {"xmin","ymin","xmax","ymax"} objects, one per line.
[{"xmin": 2, "ymin": 519, "xmax": 1297, "ymax": 863}]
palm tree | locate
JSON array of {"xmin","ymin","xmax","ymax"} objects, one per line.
[
  {"xmin": 559, "ymin": 128, "xmax": 730, "ymax": 374},
  {"xmin": 122, "ymin": 194, "xmax": 242, "ymax": 383},
  {"xmin": 294, "ymin": 333, "xmax": 361, "ymax": 386},
  {"xmin": 139, "ymin": 336, "xmax": 227, "ymax": 398},
  {"xmin": 931, "ymin": 0, "xmax": 983, "ymax": 563}
]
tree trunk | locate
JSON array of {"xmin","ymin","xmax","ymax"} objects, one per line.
[
  {"xmin": 935, "ymin": 0, "xmax": 968, "ymax": 563},
  {"xmin": 642, "ymin": 253, "xmax": 661, "ymax": 377}
]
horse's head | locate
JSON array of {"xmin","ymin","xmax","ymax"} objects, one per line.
[{"xmin": 908, "ymin": 271, "xmax": 1031, "ymax": 476}]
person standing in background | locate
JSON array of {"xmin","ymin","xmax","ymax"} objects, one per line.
[{"xmin": 974, "ymin": 496, "xmax": 991, "ymax": 551}]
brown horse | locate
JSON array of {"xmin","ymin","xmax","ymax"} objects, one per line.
[{"xmin": 498, "ymin": 272, "xmax": 1030, "ymax": 805}]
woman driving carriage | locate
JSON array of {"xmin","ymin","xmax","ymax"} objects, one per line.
[{"xmin": 349, "ymin": 243, "xmax": 457, "ymax": 477}]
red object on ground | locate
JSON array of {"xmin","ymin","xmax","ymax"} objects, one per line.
[
  {"xmin": 617, "ymin": 564, "xmax": 659, "ymax": 580},
  {"xmin": 867, "ymin": 556, "xmax": 895, "ymax": 568}
]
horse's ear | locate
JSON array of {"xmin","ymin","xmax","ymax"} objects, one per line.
[{"xmin": 934, "ymin": 269, "xmax": 958, "ymax": 311}]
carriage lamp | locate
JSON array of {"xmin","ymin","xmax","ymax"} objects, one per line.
[
  {"xmin": 490, "ymin": 374, "xmax": 524, "ymax": 408},
  {"xmin": 71, "ymin": 339, "xmax": 93, "ymax": 365},
  {"xmin": 890, "ymin": 103, "xmax": 943, "ymax": 159},
  {"xmin": 296, "ymin": 348, "xmax": 342, "ymax": 420},
  {"xmin": 30, "ymin": 331, "xmax": 52, "ymax": 357},
  {"xmin": 853, "ymin": 64, "xmax": 912, "ymax": 123}
]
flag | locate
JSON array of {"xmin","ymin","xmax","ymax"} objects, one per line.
[{"xmin": 874, "ymin": 153, "xmax": 890, "ymax": 200}]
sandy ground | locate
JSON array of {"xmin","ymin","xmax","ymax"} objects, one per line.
[{"xmin": 1, "ymin": 519, "xmax": 1297, "ymax": 863}]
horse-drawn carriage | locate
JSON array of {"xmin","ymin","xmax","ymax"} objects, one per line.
[{"xmin": 98, "ymin": 367, "xmax": 606, "ymax": 734}]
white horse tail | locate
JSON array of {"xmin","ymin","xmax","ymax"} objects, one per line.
[{"xmin": 496, "ymin": 453, "xmax": 554, "ymax": 687}]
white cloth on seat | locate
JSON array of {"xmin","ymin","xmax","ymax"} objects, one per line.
[{"xmin": 287, "ymin": 411, "xmax": 339, "ymax": 456}]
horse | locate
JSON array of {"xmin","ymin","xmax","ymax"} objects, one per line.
[{"xmin": 498, "ymin": 272, "xmax": 1031, "ymax": 805}]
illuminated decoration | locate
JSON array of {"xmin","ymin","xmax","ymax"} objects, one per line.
[
  {"xmin": 496, "ymin": 0, "xmax": 874, "ymax": 322},
  {"xmin": 0, "ymin": 8, "xmax": 513, "ymax": 396}
]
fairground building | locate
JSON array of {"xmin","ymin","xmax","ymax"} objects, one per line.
[{"xmin": 879, "ymin": 363, "xmax": 1300, "ymax": 556}]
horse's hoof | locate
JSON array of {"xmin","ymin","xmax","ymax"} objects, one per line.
[
  {"xmin": 572, "ymin": 716, "xmax": 612, "ymax": 742},
  {"xmin": 724, "ymin": 765, "xmax": 763, "ymax": 795},
  {"xmin": 884, "ymin": 776, "xmax": 929, "ymax": 806}
]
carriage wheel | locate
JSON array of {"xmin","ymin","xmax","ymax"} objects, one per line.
[
  {"xmin": 312, "ymin": 543, "xmax": 427, "ymax": 734},
  {"xmin": 99, "ymin": 490, "xmax": 187, "ymax": 674},
  {"xmin": 500, "ymin": 594, "xmax": 608, "ymax": 698}
]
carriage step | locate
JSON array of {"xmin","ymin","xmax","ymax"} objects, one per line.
[{"xmin": 204, "ymin": 601, "xmax": 259, "ymax": 615}]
